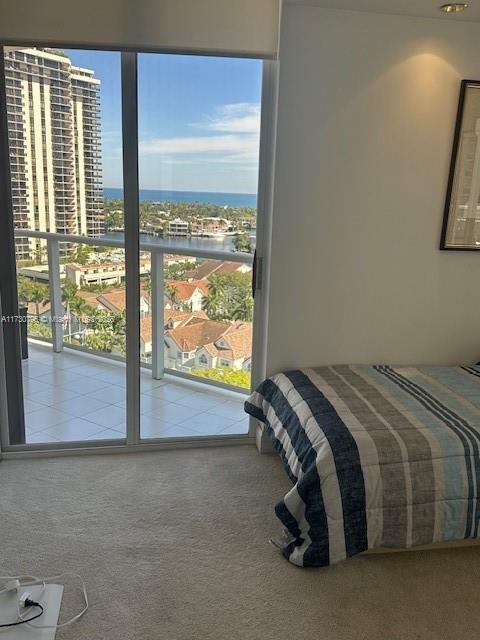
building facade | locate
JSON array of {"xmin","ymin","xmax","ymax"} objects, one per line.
[{"xmin": 4, "ymin": 47, "xmax": 103, "ymax": 261}]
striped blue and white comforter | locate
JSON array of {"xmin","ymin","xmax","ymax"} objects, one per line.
[{"xmin": 245, "ymin": 366, "xmax": 480, "ymax": 567}]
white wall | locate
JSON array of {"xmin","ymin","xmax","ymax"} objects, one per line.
[
  {"xmin": 0, "ymin": 0, "xmax": 279, "ymax": 57},
  {"xmin": 266, "ymin": 6, "xmax": 480, "ymax": 374}
]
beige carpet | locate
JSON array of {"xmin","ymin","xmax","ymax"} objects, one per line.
[{"xmin": 1, "ymin": 446, "xmax": 480, "ymax": 640}]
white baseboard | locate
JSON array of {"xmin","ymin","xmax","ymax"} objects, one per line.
[{"xmin": 255, "ymin": 421, "xmax": 274, "ymax": 454}]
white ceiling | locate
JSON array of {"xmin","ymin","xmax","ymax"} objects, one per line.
[{"xmin": 284, "ymin": 0, "xmax": 480, "ymax": 22}]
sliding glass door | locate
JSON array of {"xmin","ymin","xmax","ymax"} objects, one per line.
[
  {"xmin": 137, "ymin": 53, "xmax": 261, "ymax": 439},
  {"xmin": 0, "ymin": 45, "xmax": 269, "ymax": 451}
]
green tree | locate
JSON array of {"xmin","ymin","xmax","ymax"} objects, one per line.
[
  {"xmin": 70, "ymin": 297, "xmax": 91, "ymax": 320},
  {"xmin": 202, "ymin": 287, "xmax": 221, "ymax": 319},
  {"xmin": 87, "ymin": 308, "xmax": 112, "ymax": 333},
  {"xmin": 110, "ymin": 311, "xmax": 126, "ymax": 335},
  {"xmin": 28, "ymin": 318, "xmax": 52, "ymax": 340},
  {"xmin": 84, "ymin": 331, "xmax": 114, "ymax": 353},
  {"xmin": 191, "ymin": 368, "xmax": 250, "ymax": 390},
  {"xmin": 69, "ymin": 298, "xmax": 94, "ymax": 344},
  {"xmin": 166, "ymin": 282, "xmax": 180, "ymax": 310},
  {"xmin": 75, "ymin": 245, "xmax": 93, "ymax": 265},
  {"xmin": 17, "ymin": 276, "xmax": 33, "ymax": 306},
  {"xmin": 143, "ymin": 274, "xmax": 152, "ymax": 296},
  {"xmin": 202, "ymin": 272, "xmax": 252, "ymax": 322},
  {"xmin": 232, "ymin": 296, "xmax": 253, "ymax": 322},
  {"xmin": 29, "ymin": 283, "xmax": 50, "ymax": 320},
  {"xmin": 232, "ymin": 232, "xmax": 253, "ymax": 254},
  {"xmin": 104, "ymin": 206, "xmax": 124, "ymax": 230},
  {"xmin": 113, "ymin": 334, "xmax": 126, "ymax": 356},
  {"xmin": 61, "ymin": 281, "xmax": 79, "ymax": 341},
  {"xmin": 164, "ymin": 260, "xmax": 197, "ymax": 281},
  {"xmin": 81, "ymin": 282, "xmax": 109, "ymax": 293},
  {"xmin": 33, "ymin": 244, "xmax": 48, "ymax": 265}
]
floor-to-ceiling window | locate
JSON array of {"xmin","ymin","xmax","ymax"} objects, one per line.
[{"xmin": 0, "ymin": 45, "xmax": 269, "ymax": 451}]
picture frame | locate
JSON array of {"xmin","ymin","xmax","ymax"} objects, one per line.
[{"xmin": 441, "ymin": 79, "xmax": 480, "ymax": 250}]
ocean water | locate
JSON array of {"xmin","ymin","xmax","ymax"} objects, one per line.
[{"xmin": 103, "ymin": 187, "xmax": 257, "ymax": 209}]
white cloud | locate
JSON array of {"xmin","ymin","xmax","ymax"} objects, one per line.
[
  {"xmin": 201, "ymin": 103, "xmax": 260, "ymax": 135},
  {"xmin": 139, "ymin": 133, "xmax": 258, "ymax": 161},
  {"xmin": 138, "ymin": 103, "xmax": 260, "ymax": 165}
]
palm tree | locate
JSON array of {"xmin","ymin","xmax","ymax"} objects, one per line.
[
  {"xmin": 70, "ymin": 297, "xmax": 90, "ymax": 321},
  {"xmin": 202, "ymin": 275, "xmax": 226, "ymax": 320},
  {"xmin": 232, "ymin": 296, "xmax": 253, "ymax": 322},
  {"xmin": 111, "ymin": 311, "xmax": 126, "ymax": 336},
  {"xmin": 33, "ymin": 244, "xmax": 48, "ymax": 265},
  {"xmin": 69, "ymin": 298, "xmax": 93, "ymax": 343},
  {"xmin": 30, "ymin": 283, "xmax": 50, "ymax": 321},
  {"xmin": 202, "ymin": 289, "xmax": 220, "ymax": 320},
  {"xmin": 166, "ymin": 283, "xmax": 180, "ymax": 310},
  {"xmin": 17, "ymin": 276, "xmax": 33, "ymax": 307},
  {"xmin": 61, "ymin": 281, "xmax": 78, "ymax": 342},
  {"xmin": 143, "ymin": 274, "xmax": 152, "ymax": 296},
  {"xmin": 75, "ymin": 245, "xmax": 93, "ymax": 265}
]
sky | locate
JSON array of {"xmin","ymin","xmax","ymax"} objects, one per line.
[{"xmin": 65, "ymin": 49, "xmax": 262, "ymax": 194}]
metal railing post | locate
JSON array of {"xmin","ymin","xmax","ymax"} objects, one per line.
[
  {"xmin": 47, "ymin": 238, "xmax": 63, "ymax": 353},
  {"xmin": 151, "ymin": 250, "xmax": 164, "ymax": 380}
]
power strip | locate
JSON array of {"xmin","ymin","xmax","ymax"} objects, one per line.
[{"xmin": 0, "ymin": 585, "xmax": 63, "ymax": 639}]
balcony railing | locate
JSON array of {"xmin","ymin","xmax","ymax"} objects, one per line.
[{"xmin": 14, "ymin": 228, "xmax": 254, "ymax": 392}]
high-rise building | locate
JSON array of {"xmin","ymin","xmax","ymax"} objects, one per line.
[{"xmin": 4, "ymin": 47, "xmax": 103, "ymax": 261}]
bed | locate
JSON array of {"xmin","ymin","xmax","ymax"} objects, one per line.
[{"xmin": 245, "ymin": 365, "xmax": 480, "ymax": 568}]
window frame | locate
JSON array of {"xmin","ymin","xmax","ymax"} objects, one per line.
[{"xmin": 0, "ymin": 41, "xmax": 278, "ymax": 455}]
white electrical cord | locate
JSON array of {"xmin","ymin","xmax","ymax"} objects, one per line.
[{"xmin": 0, "ymin": 573, "xmax": 88, "ymax": 630}]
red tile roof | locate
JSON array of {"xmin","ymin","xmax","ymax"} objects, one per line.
[
  {"xmin": 84, "ymin": 286, "xmax": 149, "ymax": 313},
  {"xmin": 165, "ymin": 279, "xmax": 209, "ymax": 302},
  {"xmin": 97, "ymin": 290, "xmax": 127, "ymax": 312},
  {"xmin": 166, "ymin": 319, "xmax": 229, "ymax": 352},
  {"xmin": 167, "ymin": 318, "xmax": 252, "ymax": 361},
  {"xmin": 76, "ymin": 290, "xmax": 102, "ymax": 308},
  {"xmin": 185, "ymin": 261, "xmax": 247, "ymax": 281},
  {"xmin": 221, "ymin": 322, "xmax": 253, "ymax": 359}
]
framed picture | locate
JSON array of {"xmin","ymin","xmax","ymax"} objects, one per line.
[{"xmin": 441, "ymin": 80, "xmax": 480, "ymax": 250}]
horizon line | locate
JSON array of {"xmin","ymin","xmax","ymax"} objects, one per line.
[{"xmin": 103, "ymin": 187, "xmax": 257, "ymax": 196}]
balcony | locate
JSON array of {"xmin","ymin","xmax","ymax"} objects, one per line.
[
  {"xmin": 23, "ymin": 341, "xmax": 248, "ymax": 443},
  {"xmin": 14, "ymin": 228, "xmax": 253, "ymax": 447}
]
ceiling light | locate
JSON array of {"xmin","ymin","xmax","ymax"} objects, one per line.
[{"xmin": 440, "ymin": 3, "xmax": 469, "ymax": 12}]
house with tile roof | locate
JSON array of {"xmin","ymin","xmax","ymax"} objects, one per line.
[
  {"xmin": 164, "ymin": 309, "xmax": 208, "ymax": 329},
  {"xmin": 164, "ymin": 279, "xmax": 209, "ymax": 312},
  {"xmin": 136, "ymin": 311, "xmax": 210, "ymax": 363},
  {"xmin": 97, "ymin": 288, "xmax": 150, "ymax": 317},
  {"xmin": 164, "ymin": 318, "xmax": 252, "ymax": 372}
]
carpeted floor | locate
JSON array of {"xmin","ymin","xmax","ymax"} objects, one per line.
[{"xmin": 1, "ymin": 446, "xmax": 480, "ymax": 639}]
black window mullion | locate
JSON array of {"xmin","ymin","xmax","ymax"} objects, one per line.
[
  {"xmin": 121, "ymin": 52, "xmax": 141, "ymax": 445},
  {"xmin": 0, "ymin": 47, "xmax": 25, "ymax": 446}
]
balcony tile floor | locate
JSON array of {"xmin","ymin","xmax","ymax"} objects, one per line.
[{"xmin": 22, "ymin": 342, "xmax": 249, "ymax": 444}]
